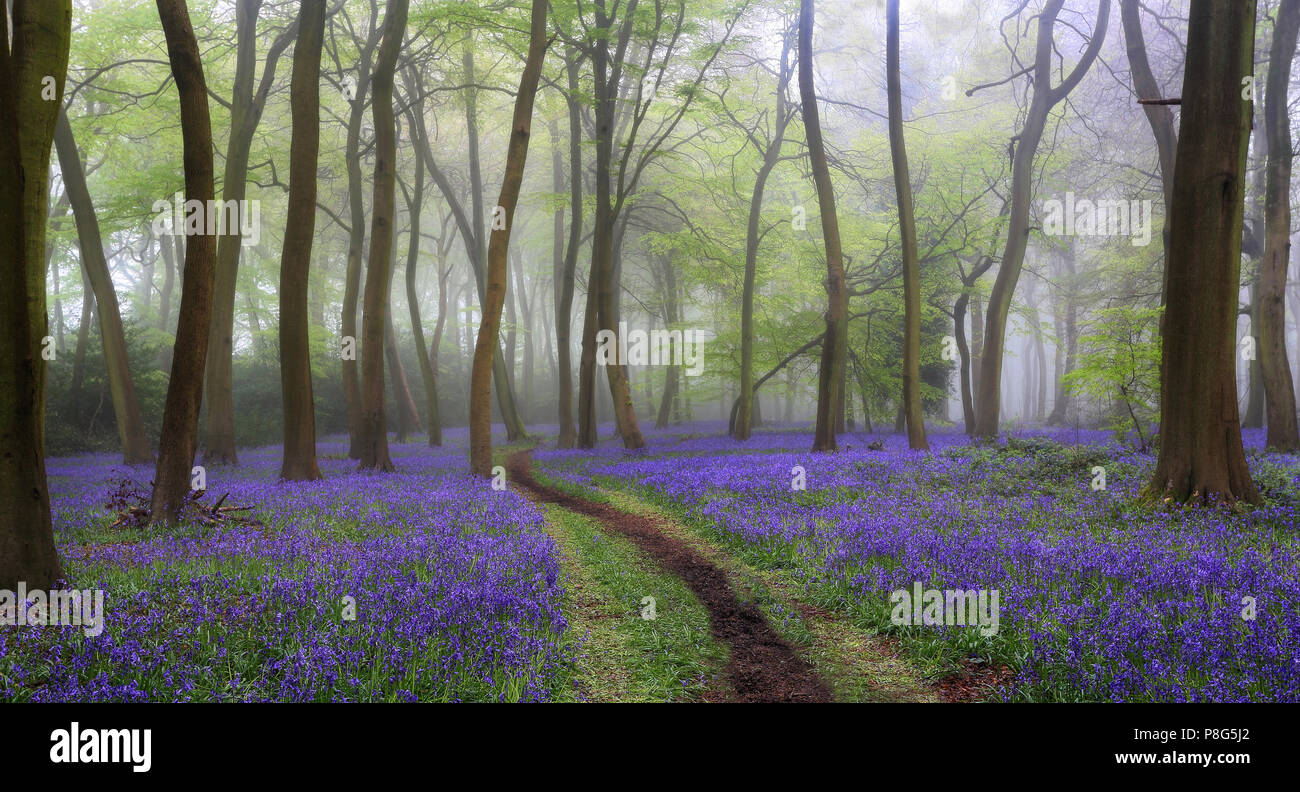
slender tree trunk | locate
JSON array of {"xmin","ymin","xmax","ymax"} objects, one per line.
[
  {"xmin": 150, "ymin": 0, "xmax": 218, "ymax": 524},
  {"xmin": 887, "ymin": 0, "xmax": 928, "ymax": 450},
  {"xmin": 404, "ymin": 131, "xmax": 442, "ymax": 446},
  {"xmin": 204, "ymin": 0, "xmax": 295, "ymax": 465},
  {"xmin": 1146, "ymin": 0, "xmax": 1260, "ymax": 505},
  {"xmin": 554, "ymin": 91, "xmax": 581, "ymax": 447},
  {"xmin": 656, "ymin": 258, "xmax": 680, "ymax": 429},
  {"xmin": 1259, "ymin": 0, "xmax": 1300, "ymax": 452},
  {"xmin": 588, "ymin": 0, "xmax": 645, "ymax": 450},
  {"xmin": 1245, "ymin": 279, "xmax": 1265, "ymax": 427},
  {"xmin": 1031, "ymin": 301, "xmax": 1048, "ymax": 421},
  {"xmin": 553, "ymin": 88, "xmax": 581, "ymax": 446},
  {"xmin": 1046, "ymin": 246, "xmax": 1078, "ymax": 425},
  {"xmin": 954, "ymin": 292, "xmax": 976, "ymax": 434},
  {"xmin": 463, "ymin": 38, "xmax": 529, "ymax": 443},
  {"xmin": 468, "ymin": 0, "xmax": 548, "ymax": 475},
  {"xmin": 577, "ymin": 250, "xmax": 601, "ymax": 447},
  {"xmin": 799, "ymin": 0, "xmax": 847, "ymax": 453},
  {"xmin": 505, "ymin": 245, "xmax": 520, "ymax": 399},
  {"xmin": 13, "ymin": 0, "xmax": 71, "ymax": 456},
  {"xmin": 384, "ymin": 298, "xmax": 421, "ymax": 442},
  {"xmin": 514, "ymin": 247, "xmax": 536, "ymax": 419},
  {"xmin": 975, "ymin": 0, "xmax": 1109, "ymax": 439},
  {"xmin": 0, "ymin": 1, "xmax": 68, "ymax": 589},
  {"xmin": 54, "ymin": 110, "xmax": 152, "ymax": 464},
  {"xmin": 157, "ymin": 230, "xmax": 177, "ymax": 370},
  {"xmin": 356, "ymin": 0, "xmax": 407, "ymax": 471},
  {"xmin": 342, "ymin": 5, "xmax": 382, "ymax": 459},
  {"xmin": 70, "ymin": 270, "xmax": 94, "ymax": 421},
  {"xmin": 278, "ymin": 0, "xmax": 325, "ymax": 482},
  {"xmin": 1119, "ymin": 0, "xmax": 1176, "ymax": 289},
  {"xmin": 736, "ymin": 36, "xmax": 793, "ymax": 441}
]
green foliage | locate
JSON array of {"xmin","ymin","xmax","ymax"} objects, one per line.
[{"xmin": 1064, "ymin": 305, "xmax": 1162, "ymax": 450}]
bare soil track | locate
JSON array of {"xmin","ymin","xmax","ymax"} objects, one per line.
[{"xmin": 507, "ymin": 449, "xmax": 833, "ymax": 703}]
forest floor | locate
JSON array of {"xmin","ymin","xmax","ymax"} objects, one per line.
[
  {"xmin": 5, "ymin": 423, "xmax": 1298, "ymax": 702},
  {"xmin": 508, "ymin": 446, "xmax": 953, "ymax": 702}
]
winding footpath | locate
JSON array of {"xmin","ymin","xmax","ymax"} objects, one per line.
[{"xmin": 507, "ymin": 448, "xmax": 832, "ymax": 703}]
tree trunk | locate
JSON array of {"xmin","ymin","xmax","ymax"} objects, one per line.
[
  {"xmin": 150, "ymin": 0, "xmax": 218, "ymax": 524},
  {"xmin": 0, "ymin": 1, "xmax": 67, "ymax": 589},
  {"xmin": 799, "ymin": 0, "xmax": 847, "ymax": 453},
  {"xmin": 1119, "ymin": 0, "xmax": 1177, "ymax": 285},
  {"xmin": 404, "ymin": 127, "xmax": 442, "ymax": 447},
  {"xmin": 356, "ymin": 0, "xmax": 407, "ymax": 471},
  {"xmin": 157, "ymin": 230, "xmax": 178, "ymax": 370},
  {"xmin": 468, "ymin": 0, "xmax": 548, "ymax": 475},
  {"xmin": 887, "ymin": 0, "xmax": 928, "ymax": 450},
  {"xmin": 463, "ymin": 39, "xmax": 529, "ymax": 444},
  {"xmin": 341, "ymin": 4, "xmax": 382, "ymax": 459},
  {"xmin": 954, "ymin": 292, "xmax": 976, "ymax": 434},
  {"xmin": 587, "ymin": 0, "xmax": 646, "ymax": 450},
  {"xmin": 54, "ymin": 110, "xmax": 152, "ymax": 464},
  {"xmin": 13, "ymin": 0, "xmax": 71, "ymax": 457},
  {"xmin": 975, "ymin": 0, "xmax": 1109, "ymax": 439},
  {"xmin": 554, "ymin": 67, "xmax": 582, "ymax": 447},
  {"xmin": 70, "ymin": 269, "xmax": 94, "ymax": 421},
  {"xmin": 1259, "ymin": 0, "xmax": 1300, "ymax": 452},
  {"xmin": 278, "ymin": 0, "xmax": 325, "ymax": 482},
  {"xmin": 1046, "ymin": 246, "xmax": 1078, "ymax": 425},
  {"xmin": 554, "ymin": 90, "xmax": 581, "ymax": 446},
  {"xmin": 656, "ymin": 258, "xmax": 681, "ymax": 429},
  {"xmin": 514, "ymin": 246, "xmax": 536, "ymax": 420},
  {"xmin": 384, "ymin": 298, "xmax": 421, "ymax": 443},
  {"xmin": 736, "ymin": 34, "xmax": 793, "ymax": 441},
  {"xmin": 204, "ymin": 0, "xmax": 296, "ymax": 465},
  {"xmin": 1146, "ymin": 0, "xmax": 1260, "ymax": 505},
  {"xmin": 1031, "ymin": 301, "xmax": 1048, "ymax": 421}
]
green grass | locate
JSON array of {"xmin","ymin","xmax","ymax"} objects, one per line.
[{"xmin": 542, "ymin": 504, "xmax": 727, "ymax": 702}]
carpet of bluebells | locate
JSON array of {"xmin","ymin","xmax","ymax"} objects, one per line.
[
  {"xmin": 534, "ymin": 424, "xmax": 1300, "ymax": 702},
  {"xmin": 0, "ymin": 430, "xmax": 570, "ymax": 702}
]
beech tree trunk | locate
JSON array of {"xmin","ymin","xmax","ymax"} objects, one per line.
[
  {"xmin": 277, "ymin": 0, "xmax": 325, "ymax": 482},
  {"xmin": 1119, "ymin": 0, "xmax": 1176, "ymax": 280},
  {"xmin": 468, "ymin": 0, "xmax": 548, "ymax": 475},
  {"xmin": 204, "ymin": 0, "xmax": 296, "ymax": 465},
  {"xmin": 13, "ymin": 0, "xmax": 71, "ymax": 455},
  {"xmin": 585, "ymin": 0, "xmax": 646, "ymax": 450},
  {"xmin": 150, "ymin": 0, "xmax": 218, "ymax": 524},
  {"xmin": 1146, "ymin": 0, "xmax": 1260, "ymax": 505},
  {"xmin": 0, "ymin": 0, "xmax": 68, "ymax": 590},
  {"xmin": 735, "ymin": 32, "xmax": 794, "ymax": 441},
  {"xmin": 54, "ymin": 110, "xmax": 152, "ymax": 464},
  {"xmin": 403, "ymin": 130, "xmax": 443, "ymax": 446},
  {"xmin": 1046, "ymin": 246, "xmax": 1078, "ymax": 425},
  {"xmin": 657, "ymin": 258, "xmax": 681, "ymax": 429},
  {"xmin": 1259, "ymin": 0, "xmax": 1300, "ymax": 452},
  {"xmin": 554, "ymin": 83, "xmax": 581, "ymax": 447},
  {"xmin": 887, "ymin": 0, "xmax": 929, "ymax": 451},
  {"xmin": 356, "ymin": 0, "xmax": 407, "ymax": 471},
  {"xmin": 974, "ymin": 0, "xmax": 1108, "ymax": 439},
  {"xmin": 341, "ymin": 3, "xmax": 382, "ymax": 459},
  {"xmin": 384, "ymin": 298, "xmax": 422, "ymax": 443},
  {"xmin": 799, "ymin": 0, "xmax": 847, "ymax": 453}
]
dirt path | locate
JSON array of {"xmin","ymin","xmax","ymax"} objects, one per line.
[{"xmin": 507, "ymin": 449, "xmax": 832, "ymax": 703}]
